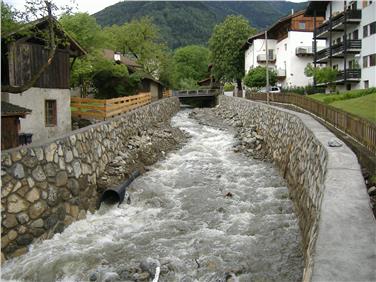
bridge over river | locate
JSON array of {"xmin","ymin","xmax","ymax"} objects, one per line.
[
  {"xmin": 1, "ymin": 110, "xmax": 303, "ymax": 281},
  {"xmin": 173, "ymin": 89, "xmax": 220, "ymax": 107}
]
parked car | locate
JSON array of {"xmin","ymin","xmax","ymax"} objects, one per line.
[{"xmin": 257, "ymin": 86, "xmax": 281, "ymax": 94}]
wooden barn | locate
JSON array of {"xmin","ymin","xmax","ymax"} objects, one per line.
[{"xmin": 1, "ymin": 17, "xmax": 86, "ymax": 144}]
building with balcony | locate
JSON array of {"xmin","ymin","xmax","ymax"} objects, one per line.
[
  {"xmin": 242, "ymin": 10, "xmax": 326, "ymax": 88},
  {"xmin": 305, "ymin": 1, "xmax": 376, "ymax": 91}
]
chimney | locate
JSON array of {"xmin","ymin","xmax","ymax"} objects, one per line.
[{"xmin": 291, "ymin": 9, "xmax": 294, "ymax": 15}]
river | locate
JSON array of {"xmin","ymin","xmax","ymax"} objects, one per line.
[{"xmin": 2, "ymin": 110, "xmax": 303, "ymax": 282}]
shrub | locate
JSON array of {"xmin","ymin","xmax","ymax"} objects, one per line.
[
  {"xmin": 322, "ymin": 87, "xmax": 376, "ymax": 104},
  {"xmin": 243, "ymin": 66, "xmax": 277, "ymax": 88},
  {"xmin": 224, "ymin": 83, "xmax": 235, "ymax": 91}
]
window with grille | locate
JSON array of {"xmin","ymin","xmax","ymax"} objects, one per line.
[
  {"xmin": 45, "ymin": 100, "xmax": 57, "ymax": 127},
  {"xmin": 363, "ymin": 56, "xmax": 368, "ymax": 68},
  {"xmin": 298, "ymin": 22, "xmax": 306, "ymax": 30}
]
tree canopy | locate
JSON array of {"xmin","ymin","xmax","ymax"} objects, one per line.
[
  {"xmin": 172, "ymin": 45, "xmax": 210, "ymax": 89},
  {"xmin": 208, "ymin": 15, "xmax": 256, "ymax": 89},
  {"xmin": 243, "ymin": 66, "xmax": 277, "ymax": 88}
]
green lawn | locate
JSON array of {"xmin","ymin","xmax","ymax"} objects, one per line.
[
  {"xmin": 330, "ymin": 94, "xmax": 376, "ymax": 123},
  {"xmin": 308, "ymin": 90, "xmax": 376, "ymax": 123}
]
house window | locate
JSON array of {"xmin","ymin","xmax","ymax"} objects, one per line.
[
  {"xmin": 363, "ymin": 25, "xmax": 368, "ymax": 37},
  {"xmin": 349, "ymin": 59, "xmax": 356, "ymax": 69},
  {"xmin": 45, "ymin": 100, "xmax": 57, "ymax": 127},
  {"xmin": 268, "ymin": 49, "xmax": 274, "ymax": 60},
  {"xmin": 370, "ymin": 54, "xmax": 376, "ymax": 66},
  {"xmin": 299, "ymin": 22, "xmax": 306, "ymax": 30},
  {"xmin": 333, "ymin": 64, "xmax": 338, "ymax": 70},
  {"xmin": 284, "ymin": 44, "xmax": 287, "ymax": 51},
  {"xmin": 364, "ymin": 80, "xmax": 369, "ymax": 89},
  {"xmin": 363, "ymin": 56, "xmax": 368, "ymax": 68},
  {"xmin": 353, "ymin": 29, "xmax": 359, "ymax": 39},
  {"xmin": 370, "ymin": 22, "xmax": 376, "ymax": 35},
  {"xmin": 346, "ymin": 84, "xmax": 352, "ymax": 91}
]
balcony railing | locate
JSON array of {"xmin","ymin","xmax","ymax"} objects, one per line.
[
  {"xmin": 315, "ymin": 9, "xmax": 362, "ymax": 38},
  {"xmin": 257, "ymin": 53, "xmax": 276, "ymax": 63},
  {"xmin": 316, "ymin": 40, "xmax": 361, "ymax": 61},
  {"xmin": 336, "ymin": 69, "xmax": 361, "ymax": 81},
  {"xmin": 296, "ymin": 46, "xmax": 313, "ymax": 56}
]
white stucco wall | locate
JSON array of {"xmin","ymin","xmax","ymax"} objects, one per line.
[
  {"xmin": 1, "ymin": 88, "xmax": 72, "ymax": 143},
  {"xmin": 150, "ymin": 82, "xmax": 159, "ymax": 101},
  {"xmin": 244, "ymin": 39, "xmax": 277, "ymax": 73},
  {"xmin": 361, "ymin": 2, "xmax": 376, "ymax": 88}
]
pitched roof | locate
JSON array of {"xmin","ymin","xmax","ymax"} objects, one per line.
[
  {"xmin": 4, "ymin": 16, "xmax": 87, "ymax": 56},
  {"xmin": 241, "ymin": 9, "xmax": 307, "ymax": 50},
  {"xmin": 102, "ymin": 49, "xmax": 141, "ymax": 68},
  {"xmin": 1, "ymin": 101, "xmax": 32, "ymax": 117}
]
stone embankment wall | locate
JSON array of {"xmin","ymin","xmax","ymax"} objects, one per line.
[
  {"xmin": 218, "ymin": 96, "xmax": 375, "ymax": 282},
  {"xmin": 1, "ymin": 97, "xmax": 181, "ymax": 261}
]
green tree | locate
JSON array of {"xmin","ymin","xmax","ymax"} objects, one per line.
[
  {"xmin": 107, "ymin": 17, "xmax": 168, "ymax": 76},
  {"xmin": 304, "ymin": 63, "xmax": 338, "ymax": 92},
  {"xmin": 243, "ymin": 66, "xmax": 277, "ymax": 88},
  {"xmin": 172, "ymin": 45, "xmax": 210, "ymax": 89},
  {"xmin": 59, "ymin": 12, "xmax": 104, "ymax": 51},
  {"xmin": 1, "ymin": 1, "xmax": 21, "ymax": 36},
  {"xmin": 208, "ymin": 15, "xmax": 256, "ymax": 92}
]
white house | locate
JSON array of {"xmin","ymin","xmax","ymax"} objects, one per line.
[
  {"xmin": 243, "ymin": 10, "xmax": 326, "ymax": 88},
  {"xmin": 305, "ymin": 1, "xmax": 376, "ymax": 91},
  {"xmin": 1, "ymin": 17, "xmax": 86, "ymax": 145}
]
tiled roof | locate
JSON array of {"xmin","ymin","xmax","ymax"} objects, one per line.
[{"xmin": 1, "ymin": 101, "xmax": 32, "ymax": 116}]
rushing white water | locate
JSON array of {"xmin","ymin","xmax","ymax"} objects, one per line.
[{"xmin": 2, "ymin": 110, "xmax": 303, "ymax": 282}]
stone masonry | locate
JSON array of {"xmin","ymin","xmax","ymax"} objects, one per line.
[
  {"xmin": 1, "ymin": 97, "xmax": 181, "ymax": 261},
  {"xmin": 218, "ymin": 96, "xmax": 375, "ymax": 282}
]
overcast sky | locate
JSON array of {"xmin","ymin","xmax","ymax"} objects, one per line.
[
  {"xmin": 5, "ymin": 0, "xmax": 307, "ymax": 16},
  {"xmin": 4, "ymin": 0, "xmax": 121, "ymax": 15}
]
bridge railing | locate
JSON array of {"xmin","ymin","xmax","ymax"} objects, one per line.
[
  {"xmin": 246, "ymin": 92, "xmax": 376, "ymax": 154},
  {"xmin": 173, "ymin": 89, "xmax": 220, "ymax": 97}
]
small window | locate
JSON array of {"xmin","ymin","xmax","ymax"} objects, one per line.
[
  {"xmin": 363, "ymin": 25, "xmax": 368, "ymax": 37},
  {"xmin": 45, "ymin": 100, "xmax": 57, "ymax": 127},
  {"xmin": 353, "ymin": 29, "xmax": 359, "ymax": 39},
  {"xmin": 299, "ymin": 22, "xmax": 306, "ymax": 30},
  {"xmin": 370, "ymin": 54, "xmax": 376, "ymax": 66},
  {"xmin": 370, "ymin": 22, "xmax": 376, "ymax": 35},
  {"xmin": 284, "ymin": 44, "xmax": 287, "ymax": 51},
  {"xmin": 364, "ymin": 80, "xmax": 369, "ymax": 89},
  {"xmin": 268, "ymin": 49, "xmax": 274, "ymax": 60},
  {"xmin": 346, "ymin": 84, "xmax": 352, "ymax": 91},
  {"xmin": 363, "ymin": 56, "xmax": 369, "ymax": 68},
  {"xmin": 333, "ymin": 64, "xmax": 338, "ymax": 70}
]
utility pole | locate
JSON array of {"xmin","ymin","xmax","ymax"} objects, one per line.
[{"xmin": 265, "ymin": 31, "xmax": 270, "ymax": 104}]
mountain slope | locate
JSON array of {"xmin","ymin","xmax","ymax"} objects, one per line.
[{"xmin": 94, "ymin": 1, "xmax": 308, "ymax": 49}]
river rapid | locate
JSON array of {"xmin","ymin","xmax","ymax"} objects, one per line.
[{"xmin": 2, "ymin": 110, "xmax": 303, "ymax": 282}]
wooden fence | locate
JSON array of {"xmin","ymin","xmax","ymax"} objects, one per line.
[
  {"xmin": 71, "ymin": 92, "xmax": 151, "ymax": 121},
  {"xmin": 246, "ymin": 92, "xmax": 376, "ymax": 154},
  {"xmin": 163, "ymin": 89, "xmax": 172, "ymax": 98}
]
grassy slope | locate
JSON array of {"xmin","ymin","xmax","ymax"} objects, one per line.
[
  {"xmin": 309, "ymin": 93, "xmax": 376, "ymax": 123},
  {"xmin": 330, "ymin": 94, "xmax": 376, "ymax": 123}
]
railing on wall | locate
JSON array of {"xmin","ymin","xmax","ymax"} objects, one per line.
[
  {"xmin": 71, "ymin": 92, "xmax": 151, "ymax": 121},
  {"xmin": 246, "ymin": 92, "xmax": 376, "ymax": 154},
  {"xmin": 162, "ymin": 89, "xmax": 172, "ymax": 98}
]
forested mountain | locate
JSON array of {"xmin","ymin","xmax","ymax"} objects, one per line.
[{"xmin": 94, "ymin": 1, "xmax": 307, "ymax": 49}]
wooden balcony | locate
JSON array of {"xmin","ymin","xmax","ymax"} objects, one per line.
[
  {"xmin": 336, "ymin": 69, "xmax": 361, "ymax": 83},
  {"xmin": 315, "ymin": 9, "xmax": 361, "ymax": 39},
  {"xmin": 316, "ymin": 40, "xmax": 361, "ymax": 62}
]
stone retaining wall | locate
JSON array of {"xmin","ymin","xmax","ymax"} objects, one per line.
[
  {"xmin": 1, "ymin": 97, "xmax": 180, "ymax": 261},
  {"xmin": 218, "ymin": 96, "xmax": 375, "ymax": 282}
]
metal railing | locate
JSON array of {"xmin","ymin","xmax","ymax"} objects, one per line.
[{"xmin": 336, "ymin": 69, "xmax": 361, "ymax": 81}]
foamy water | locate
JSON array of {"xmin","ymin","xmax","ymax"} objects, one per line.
[{"xmin": 1, "ymin": 110, "xmax": 303, "ymax": 281}]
